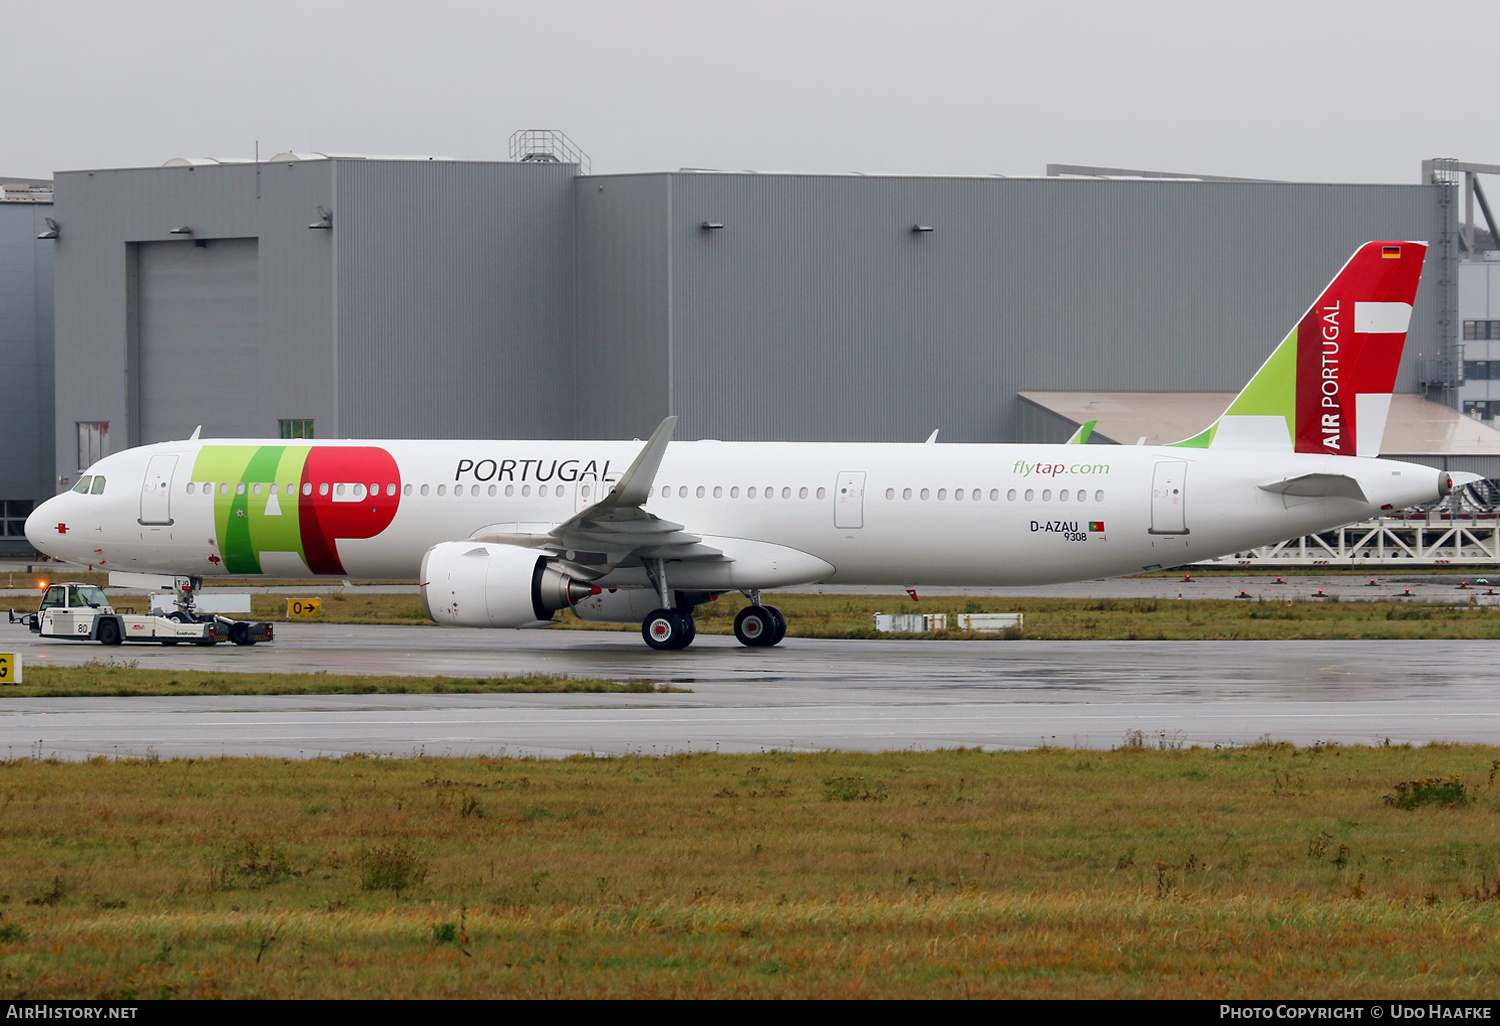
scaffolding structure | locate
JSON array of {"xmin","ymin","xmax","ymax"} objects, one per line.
[{"xmin": 1196, "ymin": 515, "xmax": 1500, "ymax": 567}]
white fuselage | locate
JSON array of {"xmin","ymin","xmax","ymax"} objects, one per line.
[{"xmin": 27, "ymin": 437, "xmax": 1445, "ymax": 588}]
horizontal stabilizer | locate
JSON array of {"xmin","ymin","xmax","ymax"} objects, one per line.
[{"xmin": 1258, "ymin": 473, "xmax": 1367, "ymax": 502}]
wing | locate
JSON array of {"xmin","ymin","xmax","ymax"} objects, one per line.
[{"xmin": 467, "ymin": 417, "xmax": 722, "ymax": 575}]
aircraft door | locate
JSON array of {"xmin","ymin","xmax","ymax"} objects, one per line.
[
  {"xmin": 1149, "ymin": 461, "xmax": 1189, "ymax": 535},
  {"xmin": 139, "ymin": 454, "xmax": 178, "ymax": 525},
  {"xmin": 834, "ymin": 471, "xmax": 866, "ymax": 529}
]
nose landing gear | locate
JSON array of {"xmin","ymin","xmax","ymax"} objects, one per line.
[{"xmin": 733, "ymin": 591, "xmax": 786, "ymax": 647}]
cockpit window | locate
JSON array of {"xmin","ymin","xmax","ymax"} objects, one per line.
[
  {"xmin": 90, "ymin": 476, "xmax": 106, "ymax": 495},
  {"xmin": 72, "ymin": 476, "xmax": 92, "ymax": 494}
]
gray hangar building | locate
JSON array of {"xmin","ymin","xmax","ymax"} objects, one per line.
[{"xmin": 38, "ymin": 147, "xmax": 1484, "ymax": 515}]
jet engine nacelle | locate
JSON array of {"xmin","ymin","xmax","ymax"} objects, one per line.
[{"xmin": 420, "ymin": 542, "xmax": 594, "ymax": 628}]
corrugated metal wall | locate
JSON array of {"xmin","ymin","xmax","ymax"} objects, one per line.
[
  {"xmin": 573, "ymin": 174, "xmax": 672, "ymax": 439},
  {"xmin": 650, "ymin": 174, "xmax": 1444, "ymax": 442},
  {"xmin": 54, "ymin": 160, "xmax": 339, "ymax": 480},
  {"xmin": 334, "ymin": 161, "xmax": 576, "ymax": 439},
  {"xmin": 0, "ymin": 200, "xmax": 54, "ymax": 514}
]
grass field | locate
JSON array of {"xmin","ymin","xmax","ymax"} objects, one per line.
[
  {"xmin": 2, "ymin": 744, "xmax": 1500, "ymax": 998},
  {"xmin": 1, "ymin": 663, "xmax": 682, "ymax": 699}
]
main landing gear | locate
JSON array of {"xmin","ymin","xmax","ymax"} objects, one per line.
[{"xmin": 636, "ymin": 564, "xmax": 787, "ymax": 651}]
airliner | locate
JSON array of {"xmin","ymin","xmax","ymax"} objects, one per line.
[{"xmin": 27, "ymin": 241, "xmax": 1454, "ymax": 650}]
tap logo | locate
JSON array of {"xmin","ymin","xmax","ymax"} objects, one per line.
[{"xmin": 191, "ymin": 445, "xmax": 401, "ymax": 575}]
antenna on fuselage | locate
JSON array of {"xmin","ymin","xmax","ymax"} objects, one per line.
[
  {"xmin": 924, "ymin": 429, "xmax": 939, "ymax": 444},
  {"xmin": 189, "ymin": 425, "xmax": 202, "ymax": 440}
]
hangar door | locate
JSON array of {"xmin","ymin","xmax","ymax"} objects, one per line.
[{"xmin": 136, "ymin": 238, "xmax": 260, "ymax": 444}]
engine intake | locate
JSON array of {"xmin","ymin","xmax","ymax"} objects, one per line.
[{"xmin": 420, "ymin": 542, "xmax": 595, "ymax": 628}]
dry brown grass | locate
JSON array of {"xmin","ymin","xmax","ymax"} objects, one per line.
[{"xmin": 3, "ymin": 744, "xmax": 1500, "ymax": 997}]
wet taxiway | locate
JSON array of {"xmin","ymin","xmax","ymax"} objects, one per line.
[{"xmin": 2, "ymin": 621, "xmax": 1499, "ymax": 759}]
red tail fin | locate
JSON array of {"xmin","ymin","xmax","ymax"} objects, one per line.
[{"xmin": 1294, "ymin": 241, "xmax": 1425, "ymax": 456}]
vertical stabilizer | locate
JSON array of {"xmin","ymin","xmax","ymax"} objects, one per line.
[{"xmin": 1171, "ymin": 241, "xmax": 1426, "ymax": 455}]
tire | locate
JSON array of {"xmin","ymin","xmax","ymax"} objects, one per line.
[
  {"xmin": 734, "ymin": 605, "xmax": 774, "ymax": 647},
  {"xmin": 764, "ymin": 605, "xmax": 787, "ymax": 647},
  {"xmin": 229, "ymin": 622, "xmax": 254, "ymax": 646},
  {"xmin": 642, "ymin": 608, "xmax": 692, "ymax": 651},
  {"xmin": 168, "ymin": 611, "xmax": 192, "ymax": 624},
  {"xmin": 97, "ymin": 619, "xmax": 122, "ymax": 646}
]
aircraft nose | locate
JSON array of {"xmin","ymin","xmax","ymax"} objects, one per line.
[{"xmin": 25, "ymin": 494, "xmax": 69, "ymax": 555}]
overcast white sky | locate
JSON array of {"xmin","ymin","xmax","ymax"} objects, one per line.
[{"xmin": 5, "ymin": 0, "xmax": 1491, "ymax": 183}]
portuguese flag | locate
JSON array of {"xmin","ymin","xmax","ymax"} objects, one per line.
[{"xmin": 1089, "ymin": 521, "xmax": 1105, "ymax": 532}]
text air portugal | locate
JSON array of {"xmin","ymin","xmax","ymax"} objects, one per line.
[{"xmin": 1294, "ymin": 243, "xmax": 1425, "ymax": 455}]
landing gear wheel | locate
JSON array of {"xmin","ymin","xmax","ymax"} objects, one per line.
[
  {"xmin": 642, "ymin": 608, "xmax": 694, "ymax": 651},
  {"xmin": 229, "ymin": 622, "xmax": 256, "ymax": 646},
  {"xmin": 97, "ymin": 619, "xmax": 122, "ymax": 646},
  {"xmin": 764, "ymin": 606, "xmax": 787, "ymax": 646},
  {"xmin": 167, "ymin": 611, "xmax": 192, "ymax": 624},
  {"xmin": 734, "ymin": 605, "xmax": 775, "ymax": 647}
]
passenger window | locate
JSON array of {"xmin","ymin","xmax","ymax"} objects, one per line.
[
  {"xmin": 186, "ymin": 482, "xmax": 195, "ymax": 495},
  {"xmin": 437, "ymin": 485, "xmax": 447, "ymax": 496},
  {"xmin": 885, "ymin": 488, "xmax": 894, "ymax": 500},
  {"xmin": 765, "ymin": 487, "xmax": 774, "ymax": 499},
  {"xmin": 902, "ymin": 488, "xmax": 912, "ymax": 500},
  {"xmin": 521, "ymin": 485, "xmax": 530, "ymax": 497},
  {"xmin": 1007, "ymin": 489, "xmax": 1016, "ymax": 501},
  {"xmin": 237, "ymin": 483, "xmax": 247, "ymax": 496},
  {"xmin": 747, "ymin": 487, "xmax": 757, "ymax": 499},
  {"xmin": 402, "ymin": 484, "xmax": 411, "ymax": 496},
  {"xmin": 252, "ymin": 483, "xmax": 262, "ymax": 496},
  {"xmin": 1095, "ymin": 489, "xmax": 1105, "ymax": 502},
  {"xmin": 937, "ymin": 489, "xmax": 947, "ymax": 500},
  {"xmin": 731, "ymin": 487, "xmax": 740, "ymax": 498},
  {"xmin": 677, "ymin": 486, "xmax": 686, "ymax": 498},
  {"xmin": 920, "ymin": 488, "xmax": 930, "ymax": 500},
  {"xmin": 556, "ymin": 485, "xmax": 565, "ymax": 497},
  {"xmin": 387, "ymin": 483, "xmax": 397, "ymax": 497},
  {"xmin": 488, "ymin": 484, "xmax": 497, "ymax": 497},
  {"xmin": 1042, "ymin": 489, "xmax": 1051, "ymax": 501},
  {"xmin": 953, "ymin": 488, "xmax": 963, "ymax": 501},
  {"xmin": 73, "ymin": 476, "xmax": 92, "ymax": 494},
  {"xmin": 661, "ymin": 486, "xmax": 670, "ymax": 499},
  {"xmin": 1024, "ymin": 489, "xmax": 1034, "ymax": 501},
  {"xmin": 538, "ymin": 485, "xmax": 548, "ymax": 497},
  {"xmin": 304, "ymin": 483, "xmax": 313, "ymax": 496},
  {"xmin": 973, "ymin": 489, "xmax": 981, "ymax": 501},
  {"xmin": 91, "ymin": 477, "xmax": 106, "ymax": 495},
  {"xmin": 1059, "ymin": 489, "xmax": 1069, "ymax": 502},
  {"xmin": 581, "ymin": 485, "xmax": 591, "ymax": 499},
  {"xmin": 781, "ymin": 487, "xmax": 790, "ymax": 499},
  {"xmin": 288, "ymin": 483, "xmax": 297, "ymax": 496},
  {"xmin": 816, "ymin": 487, "xmax": 826, "ymax": 499},
  {"xmin": 696, "ymin": 486, "xmax": 705, "ymax": 498},
  {"xmin": 505, "ymin": 484, "xmax": 514, "ymax": 497},
  {"xmin": 991, "ymin": 489, "xmax": 999, "ymax": 501},
  {"xmin": 713, "ymin": 486, "xmax": 722, "ymax": 498},
  {"xmin": 419, "ymin": 484, "xmax": 429, "ymax": 496},
  {"xmin": 221, "ymin": 483, "xmax": 230, "ymax": 495}
]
